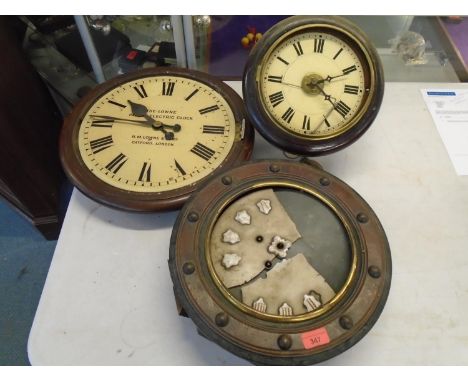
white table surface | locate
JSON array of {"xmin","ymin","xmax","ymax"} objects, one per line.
[{"xmin": 28, "ymin": 82, "xmax": 468, "ymax": 365}]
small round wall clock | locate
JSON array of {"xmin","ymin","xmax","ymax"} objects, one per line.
[
  {"xmin": 243, "ymin": 15, "xmax": 384, "ymax": 156},
  {"xmin": 60, "ymin": 67, "xmax": 254, "ymax": 211},
  {"xmin": 169, "ymin": 160, "xmax": 391, "ymax": 365}
]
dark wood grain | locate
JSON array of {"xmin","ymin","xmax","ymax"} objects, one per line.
[{"xmin": 0, "ymin": 16, "xmax": 63, "ymax": 240}]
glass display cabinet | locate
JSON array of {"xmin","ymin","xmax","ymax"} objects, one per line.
[{"xmin": 18, "ymin": 15, "xmax": 467, "ymax": 114}]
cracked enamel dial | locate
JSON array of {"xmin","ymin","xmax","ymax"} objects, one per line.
[
  {"xmin": 169, "ymin": 160, "xmax": 392, "ymax": 365},
  {"xmin": 260, "ymin": 31, "xmax": 368, "ymax": 137},
  {"xmin": 243, "ymin": 16, "xmax": 384, "ymax": 156},
  {"xmin": 60, "ymin": 68, "xmax": 253, "ymax": 211},
  {"xmin": 79, "ymin": 76, "xmax": 237, "ymax": 192}
]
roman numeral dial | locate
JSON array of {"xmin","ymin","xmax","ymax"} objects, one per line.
[
  {"xmin": 259, "ymin": 29, "xmax": 367, "ymax": 138},
  {"xmin": 314, "ymin": 38, "xmax": 325, "ymax": 53},
  {"xmin": 105, "ymin": 153, "xmax": 127, "ymax": 174},
  {"xmin": 269, "ymin": 91, "xmax": 284, "ymax": 107},
  {"xmin": 162, "ymin": 82, "xmax": 175, "ymax": 96},
  {"xmin": 89, "ymin": 135, "xmax": 113, "ymax": 153},
  {"xmin": 133, "ymin": 84, "xmax": 147, "ymax": 98},
  {"xmin": 138, "ymin": 162, "xmax": 151, "ymax": 182},
  {"xmin": 191, "ymin": 142, "xmax": 215, "ymax": 161},
  {"xmin": 293, "ymin": 41, "xmax": 303, "ymax": 56},
  {"xmin": 77, "ymin": 74, "xmax": 241, "ymax": 194}
]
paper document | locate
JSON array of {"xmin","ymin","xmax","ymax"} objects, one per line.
[{"xmin": 421, "ymin": 89, "xmax": 468, "ymax": 175}]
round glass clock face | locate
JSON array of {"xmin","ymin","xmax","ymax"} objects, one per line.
[
  {"xmin": 243, "ymin": 16, "xmax": 384, "ymax": 156},
  {"xmin": 260, "ymin": 31, "xmax": 368, "ymax": 138},
  {"xmin": 60, "ymin": 68, "xmax": 253, "ymax": 211},
  {"xmin": 79, "ymin": 76, "xmax": 237, "ymax": 193}
]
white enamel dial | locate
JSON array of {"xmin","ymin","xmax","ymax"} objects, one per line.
[
  {"xmin": 78, "ymin": 75, "xmax": 237, "ymax": 192},
  {"xmin": 260, "ymin": 31, "xmax": 369, "ymax": 138}
]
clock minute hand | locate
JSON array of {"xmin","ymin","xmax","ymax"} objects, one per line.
[
  {"xmin": 91, "ymin": 115, "xmax": 180, "ymax": 132},
  {"xmin": 314, "ymin": 73, "xmax": 348, "ymax": 85},
  {"xmin": 91, "ymin": 115, "xmax": 162, "ymax": 126}
]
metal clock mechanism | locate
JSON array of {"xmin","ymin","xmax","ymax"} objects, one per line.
[
  {"xmin": 168, "ymin": 16, "xmax": 391, "ymax": 365},
  {"xmin": 59, "ymin": 15, "xmax": 390, "ymax": 365}
]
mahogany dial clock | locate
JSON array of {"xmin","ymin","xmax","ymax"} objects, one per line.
[
  {"xmin": 243, "ymin": 15, "xmax": 384, "ymax": 156},
  {"xmin": 60, "ymin": 67, "xmax": 254, "ymax": 211}
]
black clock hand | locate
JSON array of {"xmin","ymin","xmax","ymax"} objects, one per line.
[
  {"xmin": 314, "ymin": 73, "xmax": 348, "ymax": 85},
  {"xmin": 309, "ymin": 82, "xmax": 338, "ymax": 105},
  {"xmin": 91, "ymin": 114, "xmax": 162, "ymax": 127},
  {"xmin": 128, "ymin": 100, "xmax": 155, "ymax": 122},
  {"xmin": 91, "ymin": 115, "xmax": 181, "ymax": 132},
  {"xmin": 128, "ymin": 100, "xmax": 182, "ymax": 139},
  {"xmin": 91, "ymin": 114, "xmax": 177, "ymax": 141},
  {"xmin": 278, "ymin": 73, "xmax": 348, "ymax": 89}
]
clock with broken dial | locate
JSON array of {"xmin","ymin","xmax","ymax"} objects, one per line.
[
  {"xmin": 169, "ymin": 160, "xmax": 391, "ymax": 365},
  {"xmin": 60, "ymin": 67, "xmax": 254, "ymax": 211},
  {"xmin": 243, "ymin": 15, "xmax": 384, "ymax": 156}
]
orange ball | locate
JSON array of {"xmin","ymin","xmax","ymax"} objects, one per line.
[
  {"xmin": 241, "ymin": 36, "xmax": 250, "ymax": 47},
  {"xmin": 246, "ymin": 32, "xmax": 255, "ymax": 42}
]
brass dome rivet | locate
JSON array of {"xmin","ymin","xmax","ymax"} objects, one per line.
[
  {"xmin": 222, "ymin": 176, "xmax": 232, "ymax": 185},
  {"xmin": 215, "ymin": 312, "xmax": 229, "ymax": 327},
  {"xmin": 182, "ymin": 262, "xmax": 195, "ymax": 275},
  {"xmin": 368, "ymin": 265, "xmax": 381, "ymax": 278},
  {"xmin": 187, "ymin": 212, "xmax": 199, "ymax": 222},
  {"xmin": 357, "ymin": 213, "xmax": 368, "ymax": 223},
  {"xmin": 277, "ymin": 334, "xmax": 292, "ymax": 350},
  {"xmin": 339, "ymin": 315, "xmax": 353, "ymax": 330},
  {"xmin": 269, "ymin": 164, "xmax": 280, "ymax": 173},
  {"xmin": 320, "ymin": 177, "xmax": 330, "ymax": 186}
]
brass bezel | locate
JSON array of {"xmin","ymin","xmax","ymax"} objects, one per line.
[
  {"xmin": 169, "ymin": 160, "xmax": 392, "ymax": 365},
  {"xmin": 204, "ymin": 181, "xmax": 359, "ymax": 323}
]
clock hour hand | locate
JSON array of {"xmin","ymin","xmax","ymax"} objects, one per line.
[
  {"xmin": 128, "ymin": 100, "xmax": 181, "ymax": 134},
  {"xmin": 309, "ymin": 82, "xmax": 338, "ymax": 105},
  {"xmin": 128, "ymin": 100, "xmax": 158, "ymax": 124}
]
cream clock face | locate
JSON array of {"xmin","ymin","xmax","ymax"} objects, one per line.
[
  {"xmin": 259, "ymin": 31, "xmax": 370, "ymax": 138},
  {"xmin": 78, "ymin": 75, "xmax": 237, "ymax": 193}
]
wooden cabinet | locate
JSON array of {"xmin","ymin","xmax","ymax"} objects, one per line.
[{"xmin": 0, "ymin": 17, "xmax": 64, "ymax": 240}]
